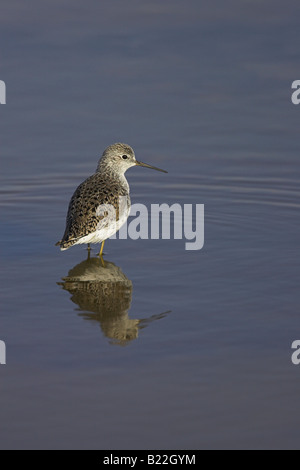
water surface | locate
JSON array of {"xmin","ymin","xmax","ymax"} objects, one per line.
[{"xmin": 1, "ymin": 0, "xmax": 300, "ymax": 450}]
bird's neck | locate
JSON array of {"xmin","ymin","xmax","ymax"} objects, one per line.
[
  {"xmin": 97, "ymin": 163, "xmax": 129, "ymax": 192},
  {"xmin": 116, "ymin": 172, "xmax": 129, "ymax": 193}
]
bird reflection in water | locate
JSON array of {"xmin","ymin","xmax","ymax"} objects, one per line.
[{"xmin": 57, "ymin": 256, "xmax": 170, "ymax": 346}]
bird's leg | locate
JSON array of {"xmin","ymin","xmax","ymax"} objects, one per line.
[
  {"xmin": 99, "ymin": 240, "xmax": 105, "ymax": 257},
  {"xmin": 87, "ymin": 243, "xmax": 91, "ymax": 251},
  {"xmin": 99, "ymin": 255, "xmax": 105, "ymax": 268}
]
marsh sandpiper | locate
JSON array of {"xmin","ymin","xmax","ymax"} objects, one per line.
[{"xmin": 56, "ymin": 143, "xmax": 167, "ymax": 256}]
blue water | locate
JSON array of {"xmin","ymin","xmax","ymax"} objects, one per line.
[{"xmin": 1, "ymin": 0, "xmax": 300, "ymax": 449}]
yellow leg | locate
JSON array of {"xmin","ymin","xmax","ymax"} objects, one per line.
[
  {"xmin": 100, "ymin": 255, "xmax": 105, "ymax": 268},
  {"xmin": 99, "ymin": 240, "xmax": 105, "ymax": 257}
]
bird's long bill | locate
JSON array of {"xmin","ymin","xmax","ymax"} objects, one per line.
[{"xmin": 136, "ymin": 160, "xmax": 168, "ymax": 173}]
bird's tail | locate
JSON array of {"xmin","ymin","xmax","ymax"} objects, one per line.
[{"xmin": 55, "ymin": 240, "xmax": 71, "ymax": 251}]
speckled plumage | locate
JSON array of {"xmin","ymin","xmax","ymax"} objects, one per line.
[
  {"xmin": 56, "ymin": 143, "xmax": 167, "ymax": 253},
  {"xmin": 56, "ymin": 172, "xmax": 130, "ymax": 250}
]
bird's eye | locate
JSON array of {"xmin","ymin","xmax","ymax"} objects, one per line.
[{"xmin": 122, "ymin": 155, "xmax": 128, "ymax": 160}]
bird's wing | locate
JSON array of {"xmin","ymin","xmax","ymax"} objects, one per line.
[{"xmin": 58, "ymin": 174, "xmax": 125, "ymax": 246}]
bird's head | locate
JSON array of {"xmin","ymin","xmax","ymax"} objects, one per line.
[{"xmin": 96, "ymin": 143, "xmax": 167, "ymax": 175}]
